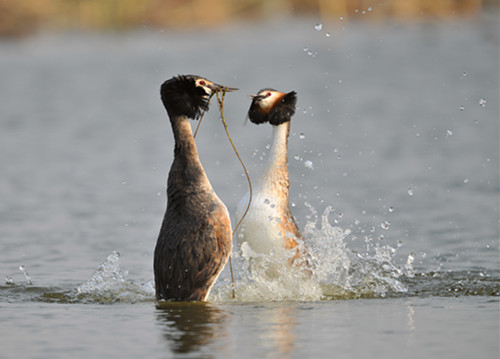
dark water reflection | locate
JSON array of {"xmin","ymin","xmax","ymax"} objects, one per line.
[{"xmin": 156, "ymin": 302, "xmax": 230, "ymax": 357}]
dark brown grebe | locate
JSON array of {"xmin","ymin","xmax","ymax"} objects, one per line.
[
  {"xmin": 235, "ymin": 89, "xmax": 303, "ymax": 275},
  {"xmin": 154, "ymin": 75, "xmax": 236, "ymax": 302}
]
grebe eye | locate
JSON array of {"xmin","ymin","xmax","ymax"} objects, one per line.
[
  {"xmin": 266, "ymin": 92, "xmax": 271, "ymax": 97},
  {"xmin": 199, "ymin": 80, "xmax": 206, "ymax": 86}
]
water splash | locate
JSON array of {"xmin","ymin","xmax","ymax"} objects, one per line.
[
  {"xmin": 76, "ymin": 251, "xmax": 154, "ymax": 303},
  {"xmin": 212, "ymin": 204, "xmax": 407, "ymax": 301},
  {"xmin": 19, "ymin": 265, "xmax": 32, "ymax": 285}
]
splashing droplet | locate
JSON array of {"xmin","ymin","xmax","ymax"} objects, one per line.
[
  {"xmin": 5, "ymin": 276, "xmax": 14, "ymax": 285},
  {"xmin": 408, "ymin": 188, "xmax": 414, "ymax": 196},
  {"xmin": 459, "ymin": 105, "xmax": 464, "ymax": 111},
  {"xmin": 405, "ymin": 252, "xmax": 416, "ymax": 277},
  {"xmin": 446, "ymin": 130, "xmax": 453, "ymax": 137},
  {"xmin": 19, "ymin": 265, "xmax": 32, "ymax": 285},
  {"xmin": 314, "ymin": 23, "xmax": 323, "ymax": 31},
  {"xmin": 380, "ymin": 221, "xmax": 391, "ymax": 230},
  {"xmin": 464, "ymin": 178, "xmax": 470, "ymax": 184},
  {"xmin": 304, "ymin": 160, "xmax": 314, "ymax": 169},
  {"xmin": 299, "ymin": 133, "xmax": 305, "ymax": 139},
  {"xmin": 479, "ymin": 98, "xmax": 487, "ymax": 107},
  {"xmin": 388, "ymin": 206, "xmax": 395, "ymax": 213}
]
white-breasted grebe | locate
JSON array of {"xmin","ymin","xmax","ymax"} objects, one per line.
[
  {"xmin": 235, "ymin": 89, "xmax": 303, "ymax": 276},
  {"xmin": 154, "ymin": 74, "xmax": 236, "ymax": 302}
]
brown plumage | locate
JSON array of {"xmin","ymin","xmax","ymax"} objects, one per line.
[{"xmin": 154, "ymin": 75, "xmax": 236, "ymax": 302}]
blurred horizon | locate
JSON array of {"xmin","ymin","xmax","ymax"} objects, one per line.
[{"xmin": 0, "ymin": 0, "xmax": 498, "ymax": 38}]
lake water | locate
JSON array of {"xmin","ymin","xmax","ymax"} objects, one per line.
[{"xmin": 0, "ymin": 15, "xmax": 499, "ymax": 359}]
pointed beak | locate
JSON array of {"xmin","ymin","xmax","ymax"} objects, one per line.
[
  {"xmin": 210, "ymin": 83, "xmax": 238, "ymax": 93},
  {"xmin": 249, "ymin": 94, "xmax": 265, "ymax": 101}
]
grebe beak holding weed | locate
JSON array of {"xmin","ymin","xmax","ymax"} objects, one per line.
[
  {"xmin": 235, "ymin": 89, "xmax": 306, "ymax": 277},
  {"xmin": 154, "ymin": 75, "xmax": 237, "ymax": 303}
]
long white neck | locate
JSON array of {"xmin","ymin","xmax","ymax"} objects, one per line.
[{"xmin": 257, "ymin": 122, "xmax": 290, "ymax": 193}]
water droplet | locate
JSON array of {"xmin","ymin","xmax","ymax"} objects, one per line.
[
  {"xmin": 464, "ymin": 178, "xmax": 470, "ymax": 184},
  {"xmin": 19, "ymin": 265, "xmax": 32, "ymax": 285},
  {"xmin": 304, "ymin": 160, "xmax": 314, "ymax": 169},
  {"xmin": 408, "ymin": 188, "xmax": 414, "ymax": 196},
  {"xmin": 479, "ymin": 98, "xmax": 487, "ymax": 107},
  {"xmin": 267, "ymin": 216, "xmax": 273, "ymax": 222},
  {"xmin": 446, "ymin": 130, "xmax": 453, "ymax": 137},
  {"xmin": 303, "ymin": 46, "xmax": 309, "ymax": 52},
  {"xmin": 291, "ymin": 202, "xmax": 296, "ymax": 207},
  {"xmin": 460, "ymin": 71, "xmax": 467, "ymax": 79},
  {"xmin": 368, "ymin": 6, "xmax": 372, "ymax": 11},
  {"xmin": 339, "ymin": 16, "xmax": 344, "ymax": 21},
  {"xmin": 265, "ymin": 144, "xmax": 271, "ymax": 150},
  {"xmin": 397, "ymin": 241, "xmax": 405, "ymax": 248},
  {"xmin": 381, "ymin": 221, "xmax": 391, "ymax": 230},
  {"xmin": 299, "ymin": 133, "xmax": 305, "ymax": 139},
  {"xmin": 459, "ymin": 105, "xmax": 464, "ymax": 111},
  {"xmin": 264, "ymin": 198, "xmax": 270, "ymax": 205},
  {"xmin": 294, "ymin": 155, "xmax": 301, "ymax": 161},
  {"xmin": 326, "ymin": 32, "xmax": 331, "ymax": 37},
  {"xmin": 378, "ymin": 234, "xmax": 385, "ymax": 240},
  {"xmin": 314, "ymin": 23, "xmax": 323, "ymax": 31},
  {"xmin": 388, "ymin": 206, "xmax": 395, "ymax": 213},
  {"xmin": 5, "ymin": 276, "xmax": 14, "ymax": 285}
]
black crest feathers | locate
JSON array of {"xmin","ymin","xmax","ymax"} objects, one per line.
[
  {"xmin": 268, "ymin": 91, "xmax": 297, "ymax": 126},
  {"xmin": 160, "ymin": 75, "xmax": 210, "ymax": 120},
  {"xmin": 247, "ymin": 90, "xmax": 297, "ymax": 126}
]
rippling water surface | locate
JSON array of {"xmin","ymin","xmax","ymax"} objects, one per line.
[{"xmin": 0, "ymin": 15, "xmax": 498, "ymax": 359}]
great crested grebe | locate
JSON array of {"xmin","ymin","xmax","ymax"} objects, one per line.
[
  {"xmin": 235, "ymin": 89, "xmax": 303, "ymax": 275},
  {"xmin": 154, "ymin": 74, "xmax": 236, "ymax": 302}
]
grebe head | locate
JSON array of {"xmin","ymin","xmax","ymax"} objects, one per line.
[
  {"xmin": 160, "ymin": 75, "xmax": 237, "ymax": 120},
  {"xmin": 248, "ymin": 89, "xmax": 297, "ymax": 126}
]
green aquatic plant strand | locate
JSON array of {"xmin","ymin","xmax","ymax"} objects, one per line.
[
  {"xmin": 216, "ymin": 88, "xmax": 253, "ymax": 299},
  {"xmin": 193, "ymin": 92, "xmax": 215, "ymax": 139}
]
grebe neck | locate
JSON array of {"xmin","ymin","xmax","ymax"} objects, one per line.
[
  {"xmin": 168, "ymin": 116, "xmax": 210, "ymax": 192},
  {"xmin": 259, "ymin": 122, "xmax": 290, "ymax": 189}
]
